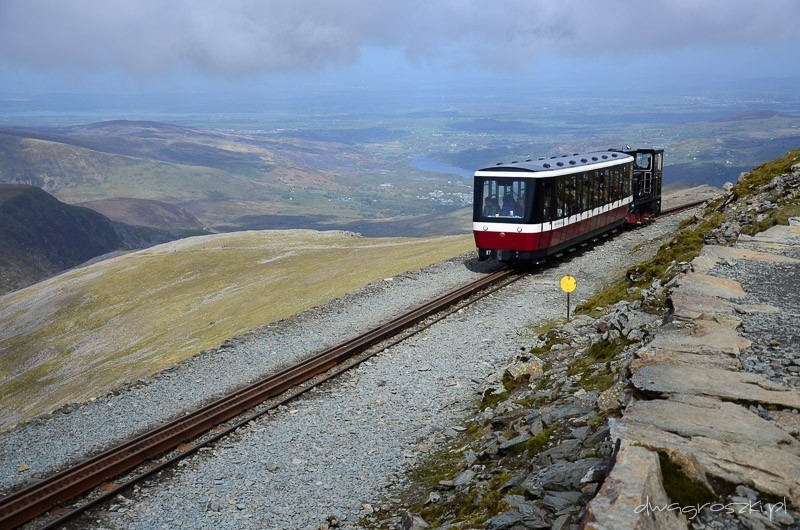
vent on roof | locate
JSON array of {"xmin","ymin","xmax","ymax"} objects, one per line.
[
  {"xmin": 611, "ymin": 153, "xmax": 618, "ymax": 158},
  {"xmin": 556, "ymin": 162, "xmax": 564, "ymax": 167},
  {"xmin": 543, "ymin": 163, "xmax": 551, "ymax": 168},
  {"xmin": 538, "ymin": 157, "xmax": 545, "ymax": 160},
  {"xmin": 581, "ymin": 158, "xmax": 588, "ymax": 163},
  {"xmin": 569, "ymin": 160, "xmax": 576, "ymax": 165},
  {"xmin": 525, "ymin": 159, "xmax": 532, "ymax": 162},
  {"xmin": 602, "ymin": 155, "xmax": 608, "ymax": 159},
  {"xmin": 512, "ymin": 161, "xmax": 518, "ymax": 164},
  {"xmin": 592, "ymin": 156, "xmax": 598, "ymax": 161},
  {"xmin": 496, "ymin": 162, "xmax": 503, "ymax": 165}
]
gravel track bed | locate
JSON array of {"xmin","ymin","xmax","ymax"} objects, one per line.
[
  {"xmin": 0, "ymin": 258, "xmax": 502, "ymax": 494},
  {"xmin": 40, "ymin": 211, "xmax": 695, "ymax": 530}
]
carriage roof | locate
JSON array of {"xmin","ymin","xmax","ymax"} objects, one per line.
[{"xmin": 474, "ymin": 150, "xmax": 633, "ymax": 178}]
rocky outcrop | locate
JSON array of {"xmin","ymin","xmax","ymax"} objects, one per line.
[{"xmin": 587, "ymin": 163, "xmax": 800, "ymax": 529}]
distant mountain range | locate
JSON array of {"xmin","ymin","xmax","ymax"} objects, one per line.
[
  {"xmin": 711, "ymin": 110, "xmax": 800, "ymax": 122},
  {"xmin": 0, "ymin": 120, "xmax": 363, "ymax": 231},
  {"xmin": 0, "ymin": 184, "xmax": 199, "ymax": 294}
]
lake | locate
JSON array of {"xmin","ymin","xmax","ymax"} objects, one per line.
[{"xmin": 411, "ymin": 155, "xmax": 474, "ymax": 179}]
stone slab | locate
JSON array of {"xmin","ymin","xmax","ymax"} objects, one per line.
[
  {"xmin": 583, "ymin": 443, "xmax": 687, "ymax": 530},
  {"xmin": 670, "ymin": 294, "xmax": 737, "ymax": 320},
  {"xmin": 734, "ymin": 303, "xmax": 782, "ymax": 315},
  {"xmin": 746, "ymin": 224, "xmax": 800, "ymax": 246},
  {"xmin": 671, "ymin": 273, "xmax": 747, "ymax": 320},
  {"xmin": 623, "ymin": 395, "xmax": 800, "ymax": 455},
  {"xmin": 631, "ymin": 363, "xmax": 800, "ymax": 410},
  {"xmin": 645, "ymin": 319, "xmax": 751, "ymax": 357},
  {"xmin": 629, "ymin": 348, "xmax": 741, "ymax": 374},
  {"xmin": 692, "ymin": 244, "xmax": 800, "ymax": 274},
  {"xmin": 676, "ymin": 272, "xmax": 747, "ymax": 299},
  {"xmin": 612, "ymin": 418, "xmax": 800, "ymax": 506}
]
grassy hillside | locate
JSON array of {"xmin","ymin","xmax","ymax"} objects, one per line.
[{"xmin": 0, "ymin": 230, "xmax": 474, "ymax": 432}]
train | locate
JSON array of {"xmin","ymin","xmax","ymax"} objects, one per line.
[{"xmin": 473, "ymin": 147, "xmax": 664, "ymax": 263}]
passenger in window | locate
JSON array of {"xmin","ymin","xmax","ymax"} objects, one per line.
[
  {"xmin": 515, "ymin": 197, "xmax": 526, "ymax": 217},
  {"xmin": 483, "ymin": 197, "xmax": 500, "ymax": 217},
  {"xmin": 500, "ymin": 192, "xmax": 517, "ymax": 216}
]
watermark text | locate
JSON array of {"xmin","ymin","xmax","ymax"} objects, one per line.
[{"xmin": 635, "ymin": 496, "xmax": 789, "ymax": 521}]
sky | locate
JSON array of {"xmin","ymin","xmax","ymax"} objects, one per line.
[{"xmin": 0, "ymin": 0, "xmax": 798, "ymax": 105}]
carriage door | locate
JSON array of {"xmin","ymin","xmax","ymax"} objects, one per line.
[
  {"xmin": 653, "ymin": 151, "xmax": 663, "ymax": 213},
  {"xmin": 636, "ymin": 152, "xmax": 653, "ymax": 198}
]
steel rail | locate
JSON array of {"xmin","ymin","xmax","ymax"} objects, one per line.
[
  {"xmin": 658, "ymin": 199, "xmax": 707, "ymax": 216},
  {"xmin": 0, "ymin": 267, "xmax": 518, "ymax": 529}
]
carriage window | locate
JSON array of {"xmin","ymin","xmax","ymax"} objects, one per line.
[
  {"xmin": 480, "ymin": 178, "xmax": 530, "ymax": 219},
  {"xmin": 623, "ymin": 165, "xmax": 632, "ymax": 197},
  {"xmin": 578, "ymin": 172, "xmax": 590, "ymax": 212},
  {"xmin": 608, "ymin": 167, "xmax": 619, "ymax": 202},
  {"xmin": 566, "ymin": 175, "xmax": 577, "ymax": 217},
  {"xmin": 588, "ymin": 172, "xmax": 598, "ymax": 209},
  {"xmin": 599, "ymin": 173, "xmax": 608, "ymax": 204},
  {"xmin": 635, "ymin": 153, "xmax": 652, "ymax": 170},
  {"xmin": 540, "ymin": 180, "xmax": 554, "ymax": 222}
]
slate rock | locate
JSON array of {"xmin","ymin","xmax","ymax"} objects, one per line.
[
  {"xmin": 485, "ymin": 510, "xmax": 523, "ymax": 530},
  {"xmin": 542, "ymin": 490, "xmax": 583, "ymax": 512},
  {"xmin": 498, "ymin": 432, "xmax": 532, "ymax": 453},
  {"xmin": 487, "ymin": 495, "xmax": 550, "ymax": 529},
  {"xmin": 402, "ymin": 512, "xmax": 430, "ymax": 530},
  {"xmin": 522, "ymin": 458, "xmax": 605, "ymax": 495},
  {"xmin": 537, "ymin": 438, "xmax": 582, "ymax": 464},
  {"xmin": 452, "ymin": 469, "xmax": 475, "ymax": 487}
]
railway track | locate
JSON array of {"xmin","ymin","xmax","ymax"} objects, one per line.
[
  {"xmin": 0, "ymin": 267, "xmax": 521, "ymax": 529},
  {"xmin": 658, "ymin": 199, "xmax": 707, "ymax": 217},
  {"xmin": 0, "ymin": 197, "xmax": 709, "ymax": 529}
]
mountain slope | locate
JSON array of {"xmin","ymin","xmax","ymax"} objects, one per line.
[
  {"xmin": 0, "ymin": 184, "xmax": 193, "ymax": 294},
  {"xmin": 0, "ymin": 230, "xmax": 474, "ymax": 432},
  {"xmin": 76, "ymin": 197, "xmax": 205, "ymax": 230}
]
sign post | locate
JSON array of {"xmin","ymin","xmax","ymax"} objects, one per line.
[{"xmin": 560, "ymin": 275, "xmax": 577, "ymax": 322}]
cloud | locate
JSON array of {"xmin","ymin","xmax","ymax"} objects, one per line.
[{"xmin": 0, "ymin": 0, "xmax": 797, "ymax": 77}]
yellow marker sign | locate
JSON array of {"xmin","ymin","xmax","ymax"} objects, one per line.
[{"xmin": 560, "ymin": 275, "xmax": 577, "ymax": 293}]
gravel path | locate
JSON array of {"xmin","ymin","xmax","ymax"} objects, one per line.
[
  {"xmin": 712, "ymin": 252, "xmax": 800, "ymax": 389},
  {"xmin": 22, "ymin": 210, "xmax": 696, "ymax": 530}
]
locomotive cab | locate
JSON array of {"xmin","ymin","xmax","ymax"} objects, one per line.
[{"xmin": 615, "ymin": 148, "xmax": 664, "ymax": 224}]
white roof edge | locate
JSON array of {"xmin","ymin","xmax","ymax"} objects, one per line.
[{"xmin": 475, "ymin": 155, "xmax": 632, "ymax": 178}]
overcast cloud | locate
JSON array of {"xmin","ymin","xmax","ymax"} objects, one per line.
[{"xmin": 1, "ymin": 0, "xmax": 798, "ymax": 78}]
